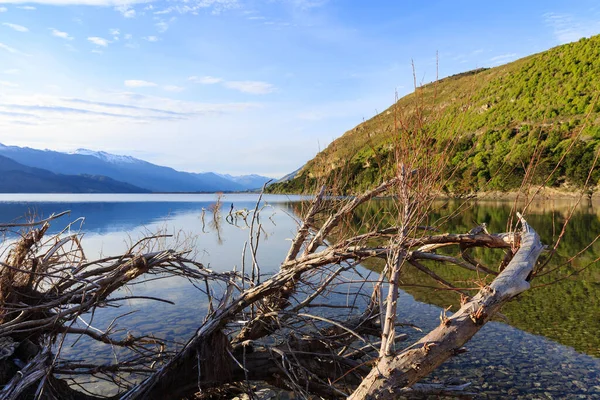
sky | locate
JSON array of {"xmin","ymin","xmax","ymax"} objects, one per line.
[{"xmin": 1, "ymin": 0, "xmax": 600, "ymax": 178}]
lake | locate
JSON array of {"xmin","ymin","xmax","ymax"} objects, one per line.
[{"xmin": 0, "ymin": 193, "xmax": 598, "ymax": 399}]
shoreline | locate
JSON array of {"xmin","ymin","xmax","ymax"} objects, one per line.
[{"xmin": 270, "ymin": 186, "xmax": 596, "ymax": 202}]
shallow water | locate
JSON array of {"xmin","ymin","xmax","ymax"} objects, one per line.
[{"xmin": 0, "ymin": 194, "xmax": 598, "ymax": 398}]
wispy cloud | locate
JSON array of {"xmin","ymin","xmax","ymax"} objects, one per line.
[
  {"xmin": 148, "ymin": 0, "xmax": 239, "ymax": 16},
  {"xmin": 0, "ymin": 6, "xmax": 7, "ymax": 12},
  {"xmin": 0, "ymin": 42, "xmax": 17, "ymax": 53},
  {"xmin": 0, "ymin": 42, "xmax": 29, "ymax": 56},
  {"xmin": 0, "ymin": 92, "xmax": 259, "ymax": 126},
  {"xmin": 125, "ymin": 80, "xmax": 157, "ymax": 88},
  {"xmin": 2, "ymin": 22, "xmax": 29, "ymax": 32},
  {"xmin": 109, "ymin": 28, "xmax": 120, "ymax": 40},
  {"xmin": 0, "ymin": 0, "xmax": 239, "ymax": 17},
  {"xmin": 543, "ymin": 12, "xmax": 600, "ymax": 44},
  {"xmin": 2, "ymin": 0, "xmax": 146, "ymax": 6},
  {"xmin": 88, "ymin": 36, "xmax": 109, "ymax": 47},
  {"xmin": 50, "ymin": 28, "xmax": 73, "ymax": 40},
  {"xmin": 143, "ymin": 35, "xmax": 159, "ymax": 42},
  {"xmin": 0, "ymin": 81, "xmax": 18, "ymax": 87},
  {"xmin": 155, "ymin": 17, "xmax": 176, "ymax": 32},
  {"xmin": 188, "ymin": 75, "xmax": 276, "ymax": 94},
  {"xmin": 163, "ymin": 85, "xmax": 184, "ymax": 92},
  {"xmin": 189, "ymin": 75, "xmax": 223, "ymax": 84},
  {"xmin": 0, "ymin": 110, "xmax": 40, "ymax": 120},
  {"xmin": 124, "ymin": 36, "xmax": 137, "ymax": 48},
  {"xmin": 287, "ymin": 0, "xmax": 329, "ymax": 10},
  {"xmin": 67, "ymin": 98, "xmax": 193, "ymax": 116},
  {"xmin": 155, "ymin": 21, "xmax": 168, "ymax": 32},
  {"xmin": 115, "ymin": 4, "xmax": 135, "ymax": 18},
  {"xmin": 3, "ymin": 104, "xmax": 174, "ymax": 121},
  {"xmin": 2, "ymin": 69, "xmax": 19, "ymax": 74},
  {"xmin": 224, "ymin": 80, "xmax": 276, "ymax": 94}
]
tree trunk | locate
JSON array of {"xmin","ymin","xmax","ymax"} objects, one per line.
[{"xmin": 349, "ymin": 215, "xmax": 543, "ymax": 399}]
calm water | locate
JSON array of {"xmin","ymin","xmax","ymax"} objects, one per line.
[{"xmin": 0, "ymin": 194, "xmax": 598, "ymax": 399}]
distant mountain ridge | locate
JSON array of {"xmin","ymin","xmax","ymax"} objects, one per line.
[
  {"xmin": 215, "ymin": 173, "xmax": 272, "ymax": 189},
  {"xmin": 0, "ymin": 144, "xmax": 272, "ymax": 193},
  {"xmin": 70, "ymin": 149, "xmax": 140, "ymax": 164},
  {"xmin": 0, "ymin": 154, "xmax": 148, "ymax": 193},
  {"xmin": 274, "ymin": 167, "xmax": 302, "ymax": 184}
]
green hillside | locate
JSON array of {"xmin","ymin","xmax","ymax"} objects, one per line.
[{"xmin": 272, "ymin": 35, "xmax": 600, "ymax": 195}]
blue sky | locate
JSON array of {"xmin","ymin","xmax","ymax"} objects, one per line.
[{"xmin": 1, "ymin": 0, "xmax": 599, "ymax": 177}]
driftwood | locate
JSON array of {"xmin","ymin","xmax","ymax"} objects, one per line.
[
  {"xmin": 349, "ymin": 214, "xmax": 543, "ymax": 399},
  {"xmin": 0, "ymin": 179, "xmax": 545, "ymax": 400}
]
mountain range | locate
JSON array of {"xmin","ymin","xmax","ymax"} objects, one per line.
[
  {"xmin": 0, "ymin": 144, "xmax": 272, "ymax": 193},
  {"xmin": 0, "ymin": 154, "xmax": 148, "ymax": 193},
  {"xmin": 271, "ymin": 35, "xmax": 600, "ymax": 195}
]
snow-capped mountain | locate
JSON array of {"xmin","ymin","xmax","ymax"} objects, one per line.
[
  {"xmin": 0, "ymin": 154, "xmax": 148, "ymax": 193},
  {"xmin": 71, "ymin": 149, "xmax": 140, "ymax": 164},
  {"xmin": 0, "ymin": 143, "xmax": 272, "ymax": 192}
]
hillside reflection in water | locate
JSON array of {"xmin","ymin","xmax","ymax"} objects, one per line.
[{"xmin": 0, "ymin": 194, "xmax": 598, "ymax": 398}]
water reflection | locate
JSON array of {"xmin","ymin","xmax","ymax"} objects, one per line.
[
  {"xmin": 0, "ymin": 194, "xmax": 598, "ymax": 398},
  {"xmin": 332, "ymin": 198, "xmax": 600, "ymax": 357}
]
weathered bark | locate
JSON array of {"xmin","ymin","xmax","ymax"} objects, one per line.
[
  {"xmin": 0, "ymin": 187, "xmax": 547, "ymax": 400},
  {"xmin": 0, "ymin": 343, "xmax": 51, "ymax": 400},
  {"xmin": 120, "ymin": 271, "xmax": 382, "ymax": 399},
  {"xmin": 235, "ymin": 177, "xmax": 402, "ymax": 345},
  {"xmin": 348, "ymin": 214, "xmax": 543, "ymax": 399}
]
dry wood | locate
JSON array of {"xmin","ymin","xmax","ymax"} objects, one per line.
[
  {"xmin": 348, "ymin": 214, "xmax": 543, "ymax": 399},
  {"xmin": 0, "ymin": 183, "xmax": 546, "ymax": 400}
]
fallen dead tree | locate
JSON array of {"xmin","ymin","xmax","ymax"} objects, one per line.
[{"xmin": 0, "ymin": 172, "xmax": 546, "ymax": 400}]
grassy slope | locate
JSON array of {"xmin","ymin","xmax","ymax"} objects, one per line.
[{"xmin": 273, "ymin": 35, "xmax": 600, "ymax": 194}]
